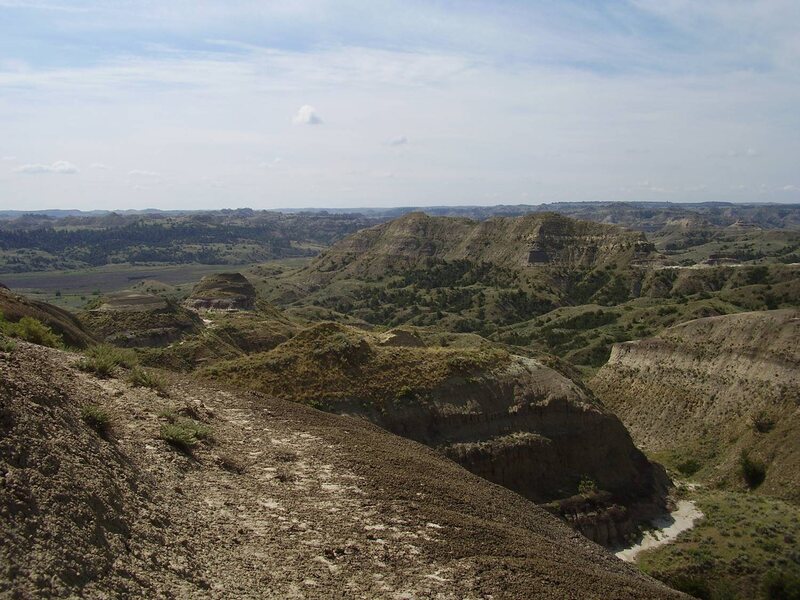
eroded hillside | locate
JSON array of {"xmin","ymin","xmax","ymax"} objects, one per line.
[
  {"xmin": 0, "ymin": 341, "xmax": 684, "ymax": 599},
  {"xmin": 591, "ymin": 309, "xmax": 800, "ymax": 501},
  {"xmin": 204, "ymin": 321, "xmax": 670, "ymax": 547}
]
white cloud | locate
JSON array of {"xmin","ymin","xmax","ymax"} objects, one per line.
[
  {"xmin": 260, "ymin": 157, "xmax": 282, "ymax": 169},
  {"xmin": 781, "ymin": 184, "xmax": 799, "ymax": 191},
  {"xmin": 725, "ymin": 148, "xmax": 759, "ymax": 158},
  {"xmin": 292, "ymin": 105, "xmax": 322, "ymax": 125},
  {"xmin": 128, "ymin": 169, "xmax": 159, "ymax": 177},
  {"xmin": 387, "ymin": 135, "xmax": 408, "ymax": 146},
  {"xmin": 90, "ymin": 162, "xmax": 110, "ymax": 169},
  {"xmin": 13, "ymin": 160, "xmax": 78, "ymax": 174},
  {"xmin": 1, "ymin": 156, "xmax": 16, "ymax": 161}
]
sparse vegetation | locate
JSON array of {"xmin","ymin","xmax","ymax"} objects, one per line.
[
  {"xmin": 77, "ymin": 344, "xmax": 137, "ymax": 378},
  {"xmin": 639, "ymin": 490, "xmax": 800, "ymax": 599},
  {"xmin": 0, "ymin": 313, "xmax": 63, "ymax": 348},
  {"xmin": 751, "ymin": 410, "xmax": 775, "ymax": 434},
  {"xmin": 129, "ymin": 367, "xmax": 167, "ymax": 395},
  {"xmin": 159, "ymin": 415, "xmax": 212, "ymax": 452},
  {"xmin": 80, "ymin": 404, "xmax": 110, "ymax": 434},
  {"xmin": 0, "ymin": 337, "xmax": 16, "ymax": 352},
  {"xmin": 740, "ymin": 450, "xmax": 767, "ymax": 489}
]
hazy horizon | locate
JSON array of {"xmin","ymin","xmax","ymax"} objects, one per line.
[{"xmin": 2, "ymin": 1, "xmax": 799, "ymax": 210}]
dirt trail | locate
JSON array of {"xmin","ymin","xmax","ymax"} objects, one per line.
[
  {"xmin": 1, "ymin": 342, "xmax": 687, "ymax": 599},
  {"xmin": 615, "ymin": 500, "xmax": 703, "ymax": 563}
]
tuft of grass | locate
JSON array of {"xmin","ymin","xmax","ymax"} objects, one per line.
[
  {"xmin": 77, "ymin": 344, "xmax": 138, "ymax": 378},
  {"xmin": 129, "ymin": 367, "xmax": 167, "ymax": 395},
  {"xmin": 81, "ymin": 404, "xmax": 110, "ymax": 434},
  {"xmin": 0, "ymin": 337, "xmax": 16, "ymax": 352},
  {"xmin": 159, "ymin": 415, "xmax": 212, "ymax": 453},
  {"xmin": 217, "ymin": 454, "xmax": 247, "ymax": 474},
  {"xmin": 751, "ymin": 410, "xmax": 775, "ymax": 434},
  {"xmin": 740, "ymin": 449, "xmax": 767, "ymax": 489}
]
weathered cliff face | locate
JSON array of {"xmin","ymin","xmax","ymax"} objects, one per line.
[
  {"xmin": 591, "ymin": 309, "xmax": 800, "ymax": 502},
  {"xmin": 184, "ymin": 272, "xmax": 257, "ymax": 311},
  {"xmin": 0, "ymin": 341, "xmax": 684, "ymax": 599},
  {"xmin": 204, "ymin": 322, "xmax": 670, "ymax": 546}
]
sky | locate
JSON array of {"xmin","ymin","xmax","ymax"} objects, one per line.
[{"xmin": 0, "ymin": 0, "xmax": 799, "ymax": 210}]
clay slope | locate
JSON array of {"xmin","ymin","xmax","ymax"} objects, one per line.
[
  {"xmin": 204, "ymin": 322, "xmax": 670, "ymax": 546},
  {"xmin": 591, "ymin": 309, "xmax": 800, "ymax": 501},
  {"xmin": 0, "ymin": 283, "xmax": 94, "ymax": 347},
  {"xmin": 306, "ymin": 211, "xmax": 655, "ymax": 281},
  {"xmin": 0, "ymin": 342, "xmax": 683, "ymax": 599}
]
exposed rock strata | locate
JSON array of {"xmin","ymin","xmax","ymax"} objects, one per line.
[
  {"xmin": 184, "ymin": 272, "xmax": 257, "ymax": 311},
  {"xmin": 591, "ymin": 309, "xmax": 800, "ymax": 502}
]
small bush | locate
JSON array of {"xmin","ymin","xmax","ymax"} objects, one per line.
[
  {"xmin": 0, "ymin": 337, "xmax": 16, "ymax": 352},
  {"xmin": 85, "ymin": 344, "xmax": 138, "ymax": 368},
  {"xmin": 676, "ymin": 458, "xmax": 702, "ymax": 477},
  {"xmin": 0, "ymin": 314, "xmax": 63, "ymax": 348},
  {"xmin": 160, "ymin": 416, "xmax": 212, "ymax": 453},
  {"xmin": 81, "ymin": 405, "xmax": 110, "ymax": 434},
  {"xmin": 578, "ymin": 476, "xmax": 598, "ymax": 496},
  {"xmin": 77, "ymin": 345, "xmax": 138, "ymax": 378},
  {"xmin": 129, "ymin": 367, "xmax": 167, "ymax": 395},
  {"xmin": 78, "ymin": 355, "xmax": 118, "ymax": 378},
  {"xmin": 740, "ymin": 449, "xmax": 767, "ymax": 489},
  {"xmin": 761, "ymin": 569, "xmax": 800, "ymax": 600},
  {"xmin": 751, "ymin": 410, "xmax": 776, "ymax": 434}
]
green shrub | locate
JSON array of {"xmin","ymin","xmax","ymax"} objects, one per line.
[
  {"xmin": 578, "ymin": 476, "xmax": 598, "ymax": 496},
  {"xmin": 669, "ymin": 575, "xmax": 711, "ymax": 599},
  {"xmin": 85, "ymin": 344, "xmax": 138, "ymax": 368},
  {"xmin": 740, "ymin": 450, "xmax": 767, "ymax": 489},
  {"xmin": 77, "ymin": 345, "xmax": 139, "ymax": 378},
  {"xmin": 77, "ymin": 355, "xmax": 118, "ymax": 378},
  {"xmin": 0, "ymin": 314, "xmax": 63, "ymax": 348},
  {"xmin": 81, "ymin": 405, "xmax": 110, "ymax": 434},
  {"xmin": 129, "ymin": 367, "xmax": 167, "ymax": 395},
  {"xmin": 761, "ymin": 569, "xmax": 800, "ymax": 600},
  {"xmin": 160, "ymin": 418, "xmax": 212, "ymax": 453},
  {"xmin": 0, "ymin": 337, "xmax": 16, "ymax": 352},
  {"xmin": 676, "ymin": 458, "xmax": 702, "ymax": 477}
]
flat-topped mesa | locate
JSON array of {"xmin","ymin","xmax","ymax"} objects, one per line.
[
  {"xmin": 79, "ymin": 290, "xmax": 201, "ymax": 348},
  {"xmin": 302, "ymin": 211, "xmax": 658, "ymax": 287},
  {"xmin": 94, "ymin": 290, "xmax": 168, "ymax": 312},
  {"xmin": 184, "ymin": 272, "xmax": 257, "ymax": 311}
]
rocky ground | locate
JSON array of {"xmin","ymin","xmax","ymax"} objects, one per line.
[{"xmin": 0, "ymin": 341, "xmax": 685, "ymax": 599}]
